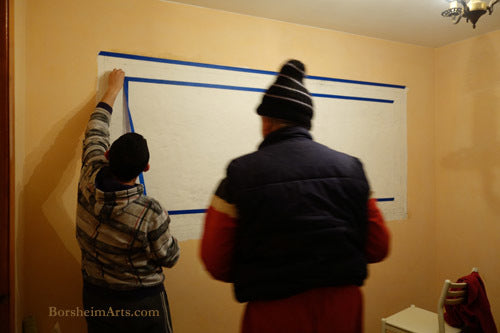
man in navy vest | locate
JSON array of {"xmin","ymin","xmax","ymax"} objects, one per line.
[{"xmin": 201, "ymin": 59, "xmax": 390, "ymax": 333}]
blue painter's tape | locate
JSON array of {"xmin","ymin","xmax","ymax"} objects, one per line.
[
  {"xmin": 168, "ymin": 209, "xmax": 207, "ymax": 215},
  {"xmin": 311, "ymin": 93, "xmax": 393, "ymax": 104},
  {"xmin": 99, "ymin": 51, "xmax": 406, "ymax": 89},
  {"xmin": 167, "ymin": 200, "xmax": 395, "ymax": 215},
  {"xmin": 123, "ymin": 77, "xmax": 147, "ymax": 194},
  {"xmin": 123, "ymin": 78, "xmax": 136, "ymax": 133},
  {"xmin": 126, "ymin": 77, "xmax": 394, "ymax": 104},
  {"xmin": 167, "ymin": 199, "xmax": 395, "ymax": 215},
  {"xmin": 99, "ymin": 51, "xmax": 276, "ymax": 76},
  {"xmin": 127, "ymin": 77, "xmax": 266, "ymax": 93},
  {"xmin": 307, "ymin": 75, "xmax": 406, "ymax": 89}
]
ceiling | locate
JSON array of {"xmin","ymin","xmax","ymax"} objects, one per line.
[{"xmin": 165, "ymin": 0, "xmax": 500, "ymax": 47}]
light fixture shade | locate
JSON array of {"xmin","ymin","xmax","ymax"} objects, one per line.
[
  {"xmin": 442, "ymin": 1, "xmax": 463, "ymax": 17},
  {"xmin": 467, "ymin": 0, "xmax": 488, "ymax": 11},
  {"xmin": 442, "ymin": 0, "xmax": 497, "ymax": 28},
  {"xmin": 467, "ymin": 0, "xmax": 488, "ymax": 26}
]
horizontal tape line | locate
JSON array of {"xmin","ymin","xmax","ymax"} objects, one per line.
[
  {"xmin": 126, "ymin": 77, "xmax": 394, "ymax": 103},
  {"xmin": 166, "ymin": 198, "xmax": 394, "ymax": 215},
  {"xmin": 127, "ymin": 77, "xmax": 264, "ymax": 93},
  {"xmin": 312, "ymin": 93, "xmax": 393, "ymax": 103},
  {"xmin": 99, "ymin": 51, "xmax": 406, "ymax": 89},
  {"xmin": 168, "ymin": 209, "xmax": 207, "ymax": 215},
  {"xmin": 100, "ymin": 51, "xmax": 275, "ymax": 75},
  {"xmin": 307, "ymin": 75, "xmax": 405, "ymax": 89}
]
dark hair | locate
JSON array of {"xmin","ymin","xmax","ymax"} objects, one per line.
[{"xmin": 108, "ymin": 133, "xmax": 149, "ymax": 182}]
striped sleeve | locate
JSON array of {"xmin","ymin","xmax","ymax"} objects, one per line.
[
  {"xmin": 81, "ymin": 103, "xmax": 112, "ymax": 166},
  {"xmin": 200, "ymin": 178, "xmax": 238, "ymax": 282},
  {"xmin": 148, "ymin": 209, "xmax": 180, "ymax": 268},
  {"xmin": 365, "ymin": 198, "xmax": 390, "ymax": 263}
]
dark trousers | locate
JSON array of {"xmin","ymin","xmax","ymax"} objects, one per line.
[{"xmin": 83, "ymin": 282, "xmax": 173, "ymax": 333}]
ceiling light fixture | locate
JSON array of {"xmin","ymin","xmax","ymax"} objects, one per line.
[{"xmin": 441, "ymin": 0, "xmax": 498, "ymax": 28}]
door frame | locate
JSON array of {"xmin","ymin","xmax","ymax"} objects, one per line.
[{"xmin": 0, "ymin": 0, "xmax": 12, "ymax": 331}]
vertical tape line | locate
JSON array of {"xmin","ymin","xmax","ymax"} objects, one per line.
[
  {"xmin": 123, "ymin": 77, "xmax": 147, "ymax": 195},
  {"xmin": 123, "ymin": 78, "xmax": 135, "ymax": 132}
]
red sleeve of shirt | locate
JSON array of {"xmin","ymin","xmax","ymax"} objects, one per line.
[
  {"xmin": 200, "ymin": 194, "xmax": 238, "ymax": 282},
  {"xmin": 365, "ymin": 198, "xmax": 390, "ymax": 263}
]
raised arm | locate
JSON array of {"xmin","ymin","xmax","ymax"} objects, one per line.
[
  {"xmin": 81, "ymin": 69, "xmax": 125, "ymax": 166},
  {"xmin": 100, "ymin": 69, "xmax": 125, "ymax": 108}
]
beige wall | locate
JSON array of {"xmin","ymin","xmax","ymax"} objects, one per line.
[
  {"xmin": 14, "ymin": 0, "xmax": 441, "ymax": 332},
  {"xmin": 435, "ymin": 30, "xmax": 500, "ymax": 329}
]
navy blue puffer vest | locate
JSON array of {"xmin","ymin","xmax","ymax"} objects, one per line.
[{"xmin": 225, "ymin": 126, "xmax": 370, "ymax": 303}]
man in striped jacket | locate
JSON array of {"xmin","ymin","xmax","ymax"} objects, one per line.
[{"xmin": 77, "ymin": 69, "xmax": 180, "ymax": 333}]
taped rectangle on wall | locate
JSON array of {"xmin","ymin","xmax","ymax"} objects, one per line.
[{"xmin": 98, "ymin": 51, "xmax": 407, "ymax": 241}]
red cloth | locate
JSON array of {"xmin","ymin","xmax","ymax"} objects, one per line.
[
  {"xmin": 242, "ymin": 285, "xmax": 363, "ymax": 333},
  {"xmin": 444, "ymin": 272, "xmax": 497, "ymax": 333},
  {"xmin": 200, "ymin": 205, "xmax": 237, "ymax": 282},
  {"xmin": 365, "ymin": 198, "xmax": 390, "ymax": 263},
  {"xmin": 200, "ymin": 197, "xmax": 390, "ymax": 332}
]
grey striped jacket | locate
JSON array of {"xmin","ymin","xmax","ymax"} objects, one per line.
[{"xmin": 76, "ymin": 104, "xmax": 180, "ymax": 290}]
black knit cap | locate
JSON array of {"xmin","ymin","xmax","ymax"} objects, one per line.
[
  {"xmin": 109, "ymin": 132, "xmax": 149, "ymax": 182},
  {"xmin": 257, "ymin": 59, "xmax": 313, "ymax": 129}
]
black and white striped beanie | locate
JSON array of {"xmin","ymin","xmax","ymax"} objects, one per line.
[{"xmin": 257, "ymin": 59, "xmax": 313, "ymax": 129}]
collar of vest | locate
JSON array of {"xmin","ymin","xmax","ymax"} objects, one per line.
[{"xmin": 259, "ymin": 126, "xmax": 312, "ymax": 150}]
